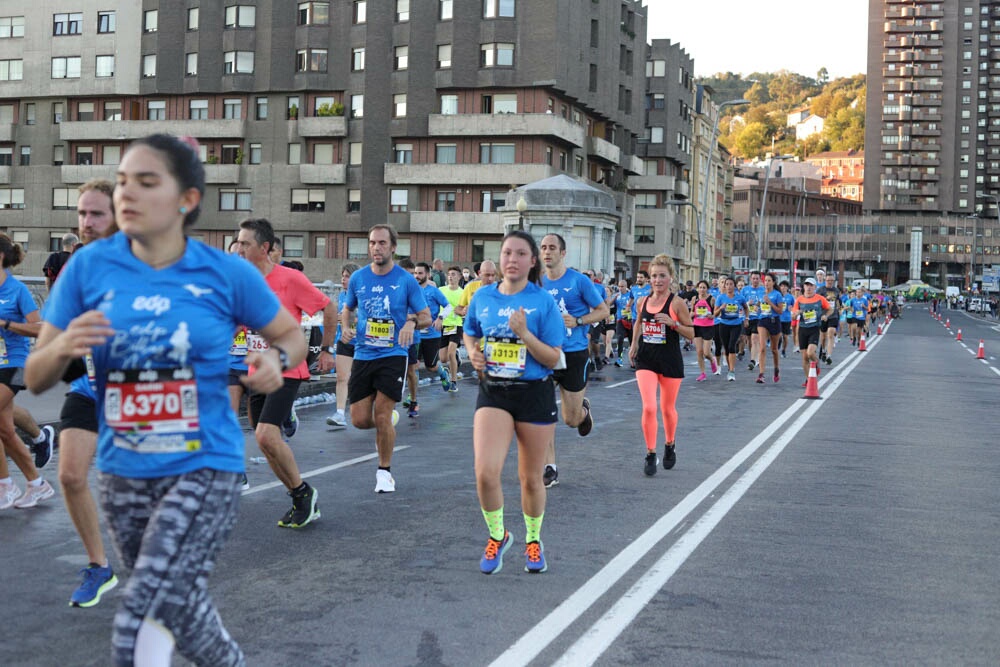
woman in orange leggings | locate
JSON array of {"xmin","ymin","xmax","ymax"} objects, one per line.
[{"xmin": 628, "ymin": 254, "xmax": 694, "ymax": 476}]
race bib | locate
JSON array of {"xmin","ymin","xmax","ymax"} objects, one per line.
[
  {"xmin": 365, "ymin": 318, "xmax": 395, "ymax": 348},
  {"xmin": 246, "ymin": 331, "xmax": 268, "ymax": 353},
  {"xmin": 760, "ymin": 300, "xmax": 772, "ymax": 315},
  {"xmin": 696, "ymin": 305, "xmax": 710, "ymax": 317},
  {"xmin": 484, "ymin": 336, "xmax": 526, "ymax": 378},
  {"xmin": 802, "ymin": 310, "xmax": 817, "ymax": 324},
  {"xmin": 724, "ymin": 303, "xmax": 738, "ymax": 316},
  {"xmin": 0, "ymin": 335, "xmax": 7, "ymax": 364},
  {"xmin": 104, "ymin": 368, "xmax": 201, "ymax": 454},
  {"xmin": 229, "ymin": 329, "xmax": 248, "ymax": 356},
  {"xmin": 854, "ymin": 309, "xmax": 865, "ymax": 319},
  {"xmin": 642, "ymin": 318, "xmax": 666, "ymax": 345},
  {"xmin": 443, "ymin": 325, "xmax": 457, "ymax": 336}
]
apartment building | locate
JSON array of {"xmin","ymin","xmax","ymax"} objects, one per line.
[{"xmin": 0, "ymin": 0, "xmax": 649, "ymax": 277}]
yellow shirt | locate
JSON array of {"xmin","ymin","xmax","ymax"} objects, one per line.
[{"xmin": 458, "ymin": 280, "xmax": 483, "ymax": 309}]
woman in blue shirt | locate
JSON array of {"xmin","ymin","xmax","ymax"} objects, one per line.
[
  {"xmin": 27, "ymin": 134, "xmax": 306, "ymax": 666},
  {"xmin": 463, "ymin": 230, "xmax": 564, "ymax": 576},
  {"xmin": 712, "ymin": 277, "xmax": 746, "ymax": 382}
]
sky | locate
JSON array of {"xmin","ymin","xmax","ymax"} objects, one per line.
[{"xmin": 646, "ymin": 0, "xmax": 869, "ymax": 79}]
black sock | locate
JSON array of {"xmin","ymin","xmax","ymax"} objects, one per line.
[
  {"xmin": 379, "ymin": 466, "xmax": 391, "ymax": 473},
  {"xmin": 291, "ymin": 482, "xmax": 309, "ymax": 496}
]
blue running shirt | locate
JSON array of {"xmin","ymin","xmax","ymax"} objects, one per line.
[
  {"xmin": 541, "ymin": 269, "xmax": 605, "ymax": 353},
  {"xmin": 344, "ymin": 264, "xmax": 428, "ymax": 361},
  {"xmin": 0, "ymin": 272, "xmax": 39, "ymax": 368}
]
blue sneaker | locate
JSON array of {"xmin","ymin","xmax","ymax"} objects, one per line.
[
  {"xmin": 71, "ymin": 564, "xmax": 118, "ymax": 608},
  {"xmin": 32, "ymin": 425, "xmax": 55, "ymax": 469},
  {"xmin": 281, "ymin": 406, "xmax": 298, "ymax": 439},
  {"xmin": 524, "ymin": 541, "xmax": 547, "ymax": 573},
  {"xmin": 439, "ymin": 371, "xmax": 451, "ymax": 391},
  {"xmin": 448, "ymin": 381, "xmax": 458, "ymax": 393},
  {"xmin": 480, "ymin": 531, "xmax": 513, "ymax": 575}
]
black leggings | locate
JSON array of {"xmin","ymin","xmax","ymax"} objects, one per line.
[
  {"xmin": 100, "ymin": 469, "xmax": 244, "ymax": 666},
  {"xmin": 719, "ymin": 323, "xmax": 743, "ymax": 356},
  {"xmin": 614, "ymin": 320, "xmax": 631, "ymax": 358}
]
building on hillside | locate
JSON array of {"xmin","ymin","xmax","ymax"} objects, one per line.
[
  {"xmin": 794, "ymin": 114, "xmax": 825, "ymax": 140},
  {"xmin": 786, "ymin": 105, "xmax": 810, "ymax": 127},
  {"xmin": 806, "ymin": 149, "xmax": 865, "ymax": 202},
  {"xmin": 0, "ymin": 0, "xmax": 650, "ymax": 279}
]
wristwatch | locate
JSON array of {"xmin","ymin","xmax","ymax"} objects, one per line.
[
  {"xmin": 575, "ymin": 316, "xmax": 585, "ymax": 327},
  {"xmin": 324, "ymin": 346, "xmax": 335, "ymax": 354},
  {"xmin": 272, "ymin": 345, "xmax": 290, "ymax": 371}
]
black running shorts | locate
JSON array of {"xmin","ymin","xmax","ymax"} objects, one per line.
[
  {"xmin": 476, "ymin": 377, "xmax": 557, "ymax": 424},
  {"xmin": 60, "ymin": 391, "xmax": 98, "ymax": 433},
  {"xmin": 248, "ymin": 378, "xmax": 301, "ymax": 427},
  {"xmin": 348, "ymin": 356, "xmax": 407, "ymax": 404},
  {"xmin": 551, "ymin": 349, "xmax": 590, "ymax": 393}
]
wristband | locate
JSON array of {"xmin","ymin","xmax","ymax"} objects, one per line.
[
  {"xmin": 272, "ymin": 345, "xmax": 290, "ymax": 371},
  {"xmin": 2, "ymin": 320, "xmax": 9, "ymax": 330}
]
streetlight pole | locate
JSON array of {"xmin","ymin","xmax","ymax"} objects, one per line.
[
  {"xmin": 756, "ymin": 154, "xmax": 796, "ymax": 272},
  {"xmin": 697, "ymin": 99, "xmax": 749, "ymax": 281},
  {"xmin": 665, "ymin": 199, "xmax": 704, "ymax": 279}
]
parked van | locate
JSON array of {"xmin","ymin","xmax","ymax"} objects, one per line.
[
  {"xmin": 851, "ymin": 279, "xmax": 883, "ymax": 291},
  {"xmin": 945, "ymin": 286, "xmax": 960, "ymax": 298}
]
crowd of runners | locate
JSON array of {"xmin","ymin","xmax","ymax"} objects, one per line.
[{"xmin": 0, "ymin": 133, "xmax": 898, "ymax": 665}]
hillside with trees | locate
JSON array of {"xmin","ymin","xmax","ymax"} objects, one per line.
[{"xmin": 701, "ymin": 70, "xmax": 866, "ymax": 160}]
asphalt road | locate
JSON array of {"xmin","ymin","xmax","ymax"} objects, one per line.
[{"xmin": 3, "ymin": 303, "xmax": 999, "ymax": 666}]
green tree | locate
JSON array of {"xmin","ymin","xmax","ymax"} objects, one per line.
[
  {"xmin": 817, "ymin": 67, "xmax": 829, "ymax": 85},
  {"xmin": 734, "ymin": 122, "xmax": 770, "ymax": 159}
]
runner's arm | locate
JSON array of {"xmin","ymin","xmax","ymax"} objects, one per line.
[{"xmin": 26, "ymin": 312, "xmax": 115, "ymax": 394}]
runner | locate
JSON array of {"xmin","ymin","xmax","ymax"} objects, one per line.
[
  {"xmin": 791, "ymin": 277, "xmax": 834, "ymax": 384},
  {"xmin": 326, "ymin": 263, "xmax": 360, "ymax": 427},
  {"xmin": 439, "ymin": 267, "xmax": 465, "ymax": 393},
  {"xmin": 411, "ymin": 261, "xmax": 454, "ymax": 416},
  {"xmin": 849, "ymin": 288, "xmax": 868, "ymax": 346},
  {"xmin": 741, "ymin": 271, "xmax": 765, "ymax": 371},
  {"xmin": 755, "ymin": 272, "xmax": 784, "ymax": 384},
  {"xmin": 397, "ymin": 259, "xmax": 422, "ymax": 416},
  {"xmin": 611, "ymin": 279, "xmax": 632, "ymax": 367},
  {"xmin": 27, "ymin": 133, "xmax": 307, "ymax": 665},
  {"xmin": 778, "ymin": 280, "xmax": 795, "ymax": 359},
  {"xmin": 0, "ymin": 232, "xmax": 53, "ymax": 510},
  {"xmin": 14, "ymin": 406, "xmax": 56, "ymax": 469},
  {"xmin": 341, "ymin": 224, "xmax": 430, "ymax": 493},
  {"xmin": 689, "ymin": 280, "xmax": 717, "ymax": 381},
  {"xmin": 539, "ymin": 233, "xmax": 609, "ymax": 488},
  {"xmin": 713, "ymin": 276, "xmax": 746, "ymax": 382},
  {"xmin": 625, "ymin": 271, "xmax": 651, "ymax": 347},
  {"xmin": 236, "ymin": 217, "xmax": 336, "ymax": 528},
  {"xmin": 628, "ymin": 254, "xmax": 693, "ymax": 475},
  {"xmin": 463, "ymin": 230, "xmax": 564, "ymax": 574},
  {"xmin": 815, "ymin": 270, "xmax": 841, "ymax": 364}
]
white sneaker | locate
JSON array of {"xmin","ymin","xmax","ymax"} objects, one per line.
[
  {"xmin": 326, "ymin": 410, "xmax": 347, "ymax": 427},
  {"xmin": 391, "ymin": 409, "xmax": 399, "ymax": 426},
  {"xmin": 375, "ymin": 469, "xmax": 395, "ymax": 494},
  {"xmin": 13, "ymin": 480, "xmax": 55, "ymax": 508},
  {"xmin": 0, "ymin": 480, "xmax": 22, "ymax": 510}
]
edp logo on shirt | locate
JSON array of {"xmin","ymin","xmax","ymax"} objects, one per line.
[{"xmin": 132, "ymin": 295, "xmax": 171, "ymax": 316}]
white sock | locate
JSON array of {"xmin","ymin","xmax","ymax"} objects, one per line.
[
  {"xmin": 28, "ymin": 477, "xmax": 44, "ymax": 487},
  {"xmin": 32, "ymin": 431, "xmax": 46, "ymax": 444},
  {"xmin": 0, "ymin": 477, "xmax": 11, "ymax": 485}
]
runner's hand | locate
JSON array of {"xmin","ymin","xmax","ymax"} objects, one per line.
[
  {"xmin": 468, "ymin": 344, "xmax": 486, "ymax": 372},
  {"xmin": 509, "ymin": 308, "xmax": 529, "ymax": 337},
  {"xmin": 242, "ymin": 351, "xmax": 284, "ymax": 394},
  {"xmin": 58, "ymin": 310, "xmax": 115, "ymax": 358}
]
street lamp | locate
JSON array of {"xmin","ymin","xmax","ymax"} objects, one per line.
[
  {"xmin": 516, "ymin": 196, "xmax": 527, "ymax": 230},
  {"xmin": 665, "ymin": 199, "xmax": 704, "ymax": 279},
  {"xmin": 756, "ymin": 154, "xmax": 796, "ymax": 272},
  {"xmin": 698, "ymin": 98, "xmax": 750, "ymax": 279}
]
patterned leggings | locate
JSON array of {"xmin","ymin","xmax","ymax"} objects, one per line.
[{"xmin": 99, "ymin": 469, "xmax": 244, "ymax": 667}]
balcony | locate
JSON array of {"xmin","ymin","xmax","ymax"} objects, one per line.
[
  {"xmin": 629, "ymin": 174, "xmax": 676, "ymax": 191},
  {"xmin": 0, "ymin": 167, "xmax": 9, "ymax": 184},
  {"xmin": 621, "ymin": 153, "xmax": 643, "ymax": 176},
  {"xmin": 427, "ymin": 113, "xmax": 585, "ymax": 147},
  {"xmin": 299, "ymin": 164, "xmax": 346, "ymax": 184},
  {"xmin": 408, "ymin": 211, "xmax": 505, "ymax": 235},
  {"xmin": 204, "ymin": 164, "xmax": 241, "ymax": 184},
  {"xmin": 586, "ymin": 136, "xmax": 621, "ymax": 165},
  {"xmin": 383, "ymin": 163, "xmax": 556, "ymax": 185},
  {"xmin": 59, "ymin": 119, "xmax": 247, "ymax": 141},
  {"xmin": 61, "ymin": 165, "xmax": 115, "ymax": 182},
  {"xmin": 674, "ymin": 180, "xmax": 690, "ymax": 199},
  {"xmin": 296, "ymin": 116, "xmax": 347, "ymax": 138},
  {"xmin": 0, "ymin": 124, "xmax": 14, "ymax": 142}
]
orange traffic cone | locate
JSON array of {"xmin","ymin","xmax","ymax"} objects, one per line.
[
  {"xmin": 977, "ymin": 339, "xmax": 986, "ymax": 359},
  {"xmin": 956, "ymin": 329, "xmax": 963, "ymax": 341},
  {"xmin": 946, "ymin": 318, "xmax": 950, "ymax": 328},
  {"xmin": 858, "ymin": 333, "xmax": 868, "ymax": 352},
  {"xmin": 802, "ymin": 361, "xmax": 820, "ymax": 399},
  {"xmin": 876, "ymin": 322, "xmax": 883, "ymax": 335}
]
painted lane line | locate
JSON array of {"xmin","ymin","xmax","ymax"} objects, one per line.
[
  {"xmin": 606, "ymin": 378, "xmax": 637, "ymax": 389},
  {"xmin": 991, "ymin": 367, "xmax": 1000, "ymax": 377},
  {"xmin": 552, "ymin": 338, "xmax": 872, "ymax": 666},
  {"xmin": 241, "ymin": 446, "xmax": 411, "ymax": 496},
  {"xmin": 489, "ymin": 330, "xmax": 887, "ymax": 667}
]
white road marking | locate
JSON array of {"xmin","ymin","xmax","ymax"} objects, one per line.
[
  {"xmin": 605, "ymin": 378, "xmax": 637, "ymax": 389},
  {"xmin": 241, "ymin": 446, "xmax": 411, "ymax": 496}
]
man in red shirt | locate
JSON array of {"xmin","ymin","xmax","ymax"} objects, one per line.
[{"xmin": 237, "ymin": 218, "xmax": 337, "ymax": 528}]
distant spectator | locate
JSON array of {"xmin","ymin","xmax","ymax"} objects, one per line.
[
  {"xmin": 431, "ymin": 258, "xmax": 446, "ymax": 287},
  {"xmin": 43, "ymin": 232, "xmax": 80, "ymax": 290}
]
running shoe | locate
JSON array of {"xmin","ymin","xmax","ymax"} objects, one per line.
[
  {"xmin": 748, "ymin": 361, "xmax": 756, "ymax": 371},
  {"xmin": 524, "ymin": 541, "xmax": 547, "ymax": 573},
  {"xmin": 801, "ymin": 380, "xmax": 808, "ymax": 388},
  {"xmin": 32, "ymin": 425, "xmax": 56, "ymax": 469},
  {"xmin": 326, "ymin": 411, "xmax": 347, "ymax": 427},
  {"xmin": 577, "ymin": 397, "xmax": 593, "ymax": 436},
  {"xmin": 408, "ymin": 402, "xmax": 419, "ymax": 418},
  {"xmin": 756, "ymin": 373, "xmax": 765, "ymax": 384},
  {"xmin": 440, "ymin": 374, "xmax": 451, "ymax": 391},
  {"xmin": 0, "ymin": 480, "xmax": 22, "ymax": 510},
  {"xmin": 401, "ymin": 397, "xmax": 412, "ymax": 409},
  {"xmin": 773, "ymin": 369, "xmax": 780, "ymax": 384},
  {"xmin": 710, "ymin": 360, "xmax": 718, "ymax": 374},
  {"xmin": 737, "ymin": 352, "xmax": 745, "ymax": 361},
  {"xmin": 277, "ymin": 484, "xmax": 320, "ymax": 528},
  {"xmin": 240, "ymin": 473, "xmax": 250, "ymax": 491},
  {"xmin": 643, "ymin": 451, "xmax": 658, "ymax": 476},
  {"xmin": 727, "ymin": 371, "xmax": 736, "ymax": 382},
  {"xmin": 825, "ymin": 355, "xmax": 832, "ymax": 366},
  {"xmin": 70, "ymin": 564, "xmax": 118, "ymax": 608},
  {"xmin": 543, "ymin": 464, "xmax": 559, "ymax": 488},
  {"xmin": 696, "ymin": 372, "xmax": 707, "ymax": 382},
  {"xmin": 448, "ymin": 381, "xmax": 458, "ymax": 393},
  {"xmin": 780, "ymin": 349, "xmax": 786, "ymax": 359},
  {"xmin": 13, "ymin": 480, "xmax": 55, "ymax": 508},
  {"xmin": 281, "ymin": 406, "xmax": 298, "ymax": 439},
  {"xmin": 375, "ymin": 469, "xmax": 396, "ymax": 494},
  {"xmin": 662, "ymin": 444, "xmax": 676, "ymax": 470},
  {"xmin": 480, "ymin": 531, "xmax": 513, "ymax": 575},
  {"xmin": 391, "ymin": 409, "xmax": 400, "ymax": 426},
  {"xmin": 614, "ymin": 357, "xmax": 623, "ymax": 368}
]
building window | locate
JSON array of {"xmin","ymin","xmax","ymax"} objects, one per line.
[
  {"xmin": 649, "ymin": 127, "xmax": 664, "ymax": 143},
  {"xmin": 436, "ymin": 144, "xmax": 457, "ymax": 164},
  {"xmin": 348, "ymin": 189, "xmax": 361, "ymax": 212},
  {"xmin": 635, "ymin": 226, "xmax": 655, "ymax": 243},
  {"xmin": 0, "ymin": 17, "xmax": 25, "ymax": 38},
  {"xmin": 53, "ymin": 188, "xmax": 78, "ymax": 209},
  {"xmin": 352, "ymin": 47, "xmax": 365, "ymax": 71},
  {"xmin": 481, "ymin": 43, "xmax": 514, "ymax": 67},
  {"xmin": 390, "ymin": 189, "xmax": 409, "ymax": 212},
  {"xmin": 220, "ymin": 189, "xmax": 252, "ymax": 211},
  {"xmin": 19, "ymin": 146, "xmax": 29, "ymax": 166},
  {"xmin": 53, "ymin": 145, "xmax": 65, "ymax": 165},
  {"xmin": 574, "ymin": 155, "xmax": 583, "ymax": 176},
  {"xmin": 143, "ymin": 10, "xmax": 158, "ymax": 33},
  {"xmin": 432, "ymin": 240, "xmax": 454, "ymax": 262},
  {"xmin": 481, "ymin": 191, "xmax": 506, "ymax": 212},
  {"xmin": 395, "ymin": 46, "xmax": 408, "ymax": 70},
  {"xmin": 96, "ymin": 55, "xmax": 115, "ymax": 78},
  {"xmin": 393, "ymin": 94, "xmax": 407, "ymax": 118},
  {"xmin": 52, "ymin": 57, "xmax": 82, "ymax": 79},
  {"xmin": 147, "ymin": 100, "xmax": 165, "ymax": 120},
  {"xmin": 393, "ymin": 143, "xmax": 413, "ymax": 164},
  {"xmin": 437, "ymin": 44, "xmax": 452, "ymax": 69},
  {"xmin": 142, "ymin": 55, "xmax": 156, "ymax": 78},
  {"xmin": 24, "ymin": 103, "xmax": 35, "ymax": 125},
  {"xmin": 347, "ymin": 237, "xmax": 367, "ymax": 258},
  {"xmin": 484, "ymin": 0, "xmax": 515, "ymax": 17},
  {"xmin": 189, "ymin": 99, "xmax": 209, "ymax": 120},
  {"xmin": 104, "ymin": 101, "xmax": 122, "ymax": 120},
  {"xmin": 480, "ymin": 143, "xmax": 515, "ymax": 164},
  {"xmin": 440, "ymin": 94, "xmax": 458, "ymax": 115},
  {"xmin": 77, "ymin": 102, "xmax": 94, "ymax": 121},
  {"xmin": 0, "ymin": 147, "xmax": 11, "ymax": 166},
  {"xmin": 187, "ymin": 8, "xmax": 199, "ymax": 30},
  {"xmin": 314, "ymin": 144, "xmax": 334, "ymax": 164},
  {"xmin": 296, "ymin": 49, "xmax": 327, "ymax": 72},
  {"xmin": 0, "ymin": 189, "xmax": 25, "ymax": 210},
  {"xmin": 288, "ymin": 143, "xmax": 301, "ymax": 165},
  {"xmin": 224, "ymin": 51, "xmax": 254, "ymax": 75},
  {"xmin": 396, "ymin": 0, "xmax": 409, "ymax": 22},
  {"xmin": 635, "ymin": 193, "xmax": 657, "ymax": 209},
  {"xmin": 283, "ymin": 235, "xmax": 304, "ymax": 258},
  {"xmin": 287, "ymin": 96, "xmax": 299, "ymax": 119},
  {"xmin": 103, "ymin": 145, "xmax": 120, "ymax": 165},
  {"xmin": 0, "ymin": 59, "xmax": 22, "ymax": 81},
  {"xmin": 291, "ymin": 189, "xmax": 326, "ymax": 212},
  {"xmin": 437, "ymin": 191, "xmax": 456, "ymax": 212},
  {"xmin": 440, "ymin": 0, "xmax": 453, "ymax": 20},
  {"xmin": 249, "ymin": 143, "xmax": 262, "ymax": 164},
  {"xmin": 98, "ymin": 11, "xmax": 115, "ymax": 33},
  {"xmin": 183, "ymin": 53, "xmax": 197, "ymax": 76},
  {"xmin": 354, "ymin": 0, "xmax": 367, "ymax": 24},
  {"xmin": 351, "ymin": 95, "xmax": 364, "ymax": 118},
  {"xmin": 349, "ymin": 142, "xmax": 363, "ymax": 165},
  {"xmin": 298, "ymin": 2, "xmax": 330, "ymax": 25},
  {"xmin": 225, "ymin": 5, "xmax": 256, "ymax": 28},
  {"xmin": 223, "ymin": 98, "xmax": 242, "ymax": 119},
  {"xmin": 255, "ymin": 97, "xmax": 268, "ymax": 120},
  {"xmin": 494, "ymin": 94, "xmax": 517, "ymax": 113},
  {"xmin": 76, "ymin": 147, "xmax": 93, "ymax": 165},
  {"xmin": 53, "ymin": 12, "xmax": 83, "ymax": 36},
  {"xmin": 313, "ymin": 96, "xmax": 335, "ymax": 115}
]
